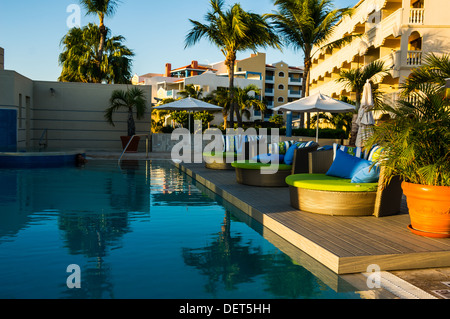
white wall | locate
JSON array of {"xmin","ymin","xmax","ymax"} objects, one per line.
[{"xmin": 0, "ymin": 70, "xmax": 152, "ymax": 151}]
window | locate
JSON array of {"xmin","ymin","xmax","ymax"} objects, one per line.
[
  {"xmin": 277, "ymin": 97, "xmax": 284, "ymax": 103},
  {"xmin": 278, "ymin": 71, "xmax": 285, "ymax": 77},
  {"xmin": 278, "ymin": 84, "xmax": 284, "ymax": 90}
]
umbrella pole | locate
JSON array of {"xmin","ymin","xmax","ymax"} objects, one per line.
[{"xmin": 316, "ymin": 111, "xmax": 319, "ymax": 143}]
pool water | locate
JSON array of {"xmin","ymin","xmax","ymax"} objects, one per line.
[{"xmin": 0, "ymin": 160, "xmax": 361, "ymax": 299}]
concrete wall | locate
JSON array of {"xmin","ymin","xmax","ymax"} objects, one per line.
[
  {"xmin": 0, "ymin": 70, "xmax": 34, "ymax": 149},
  {"xmin": 0, "ymin": 69, "xmax": 152, "ymax": 152}
]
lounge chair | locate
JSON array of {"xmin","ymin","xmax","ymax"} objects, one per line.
[
  {"xmin": 286, "ymin": 146, "xmax": 403, "ymax": 217},
  {"xmin": 231, "ymin": 141, "xmax": 319, "ymax": 187}
]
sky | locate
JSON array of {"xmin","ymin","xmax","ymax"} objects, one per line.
[{"xmin": 0, "ymin": 0, "xmax": 357, "ymax": 81}]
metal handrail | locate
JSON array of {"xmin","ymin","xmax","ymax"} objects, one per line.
[
  {"xmin": 39, "ymin": 129, "xmax": 48, "ymax": 150},
  {"xmin": 118, "ymin": 134, "xmax": 150, "ymax": 165}
]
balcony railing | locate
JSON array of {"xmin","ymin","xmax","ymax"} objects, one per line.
[
  {"xmin": 406, "ymin": 50, "xmax": 422, "ymax": 66},
  {"xmin": 288, "ymin": 90, "xmax": 302, "ymax": 96},
  {"xmin": 409, "ymin": 8, "xmax": 424, "ymax": 24},
  {"xmin": 288, "ymin": 77, "xmax": 302, "ymax": 84}
]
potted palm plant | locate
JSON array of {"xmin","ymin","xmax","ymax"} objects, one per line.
[
  {"xmin": 367, "ymin": 80, "xmax": 450, "ymax": 237},
  {"xmin": 105, "ymin": 86, "xmax": 147, "ymax": 152}
]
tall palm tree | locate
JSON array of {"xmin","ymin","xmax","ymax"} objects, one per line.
[
  {"xmin": 185, "ymin": 0, "xmax": 281, "ymax": 128},
  {"xmin": 105, "ymin": 86, "xmax": 147, "ymax": 136},
  {"xmin": 268, "ymin": 0, "xmax": 354, "ymax": 128},
  {"xmin": 80, "ymin": 0, "xmax": 120, "ymax": 62},
  {"xmin": 336, "ymin": 60, "xmax": 389, "ymax": 145},
  {"xmin": 269, "ymin": 0, "xmax": 354, "ymax": 98},
  {"xmin": 59, "ymin": 23, "xmax": 133, "ymax": 84}
]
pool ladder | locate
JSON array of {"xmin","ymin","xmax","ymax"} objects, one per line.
[{"xmin": 118, "ymin": 134, "xmax": 150, "ymax": 166}]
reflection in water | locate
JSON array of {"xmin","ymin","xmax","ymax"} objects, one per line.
[
  {"xmin": 182, "ymin": 210, "xmax": 319, "ymax": 298},
  {"xmin": 0, "ymin": 160, "xmax": 360, "ymax": 299}
]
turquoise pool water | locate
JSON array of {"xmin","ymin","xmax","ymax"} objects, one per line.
[{"xmin": 0, "ymin": 160, "xmax": 361, "ymax": 299}]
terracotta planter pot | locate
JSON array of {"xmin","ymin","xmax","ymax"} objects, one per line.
[
  {"xmin": 120, "ymin": 136, "xmax": 141, "ymax": 153},
  {"xmin": 402, "ymin": 181, "xmax": 450, "ymax": 238}
]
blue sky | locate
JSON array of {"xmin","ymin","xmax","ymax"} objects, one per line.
[{"xmin": 0, "ymin": 0, "xmax": 357, "ymax": 81}]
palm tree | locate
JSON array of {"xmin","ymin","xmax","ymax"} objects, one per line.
[
  {"xmin": 205, "ymin": 87, "xmax": 232, "ymax": 129},
  {"xmin": 401, "ymin": 53, "xmax": 450, "ymax": 95},
  {"xmin": 268, "ymin": 0, "xmax": 354, "ymax": 127},
  {"xmin": 178, "ymin": 84, "xmax": 204, "ymax": 99},
  {"xmin": 59, "ymin": 23, "xmax": 133, "ymax": 84},
  {"xmin": 185, "ymin": 0, "xmax": 281, "ymax": 128},
  {"xmin": 80, "ymin": 0, "xmax": 120, "ymax": 62},
  {"xmin": 105, "ymin": 86, "xmax": 147, "ymax": 136},
  {"xmin": 336, "ymin": 60, "xmax": 389, "ymax": 145},
  {"xmin": 269, "ymin": 0, "xmax": 354, "ymax": 98},
  {"xmin": 233, "ymin": 84, "xmax": 267, "ymax": 120}
]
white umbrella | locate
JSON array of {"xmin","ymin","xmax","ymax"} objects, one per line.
[
  {"xmin": 153, "ymin": 97, "xmax": 222, "ymax": 131},
  {"xmin": 355, "ymin": 80, "xmax": 375, "ymax": 147},
  {"xmin": 272, "ymin": 92, "xmax": 356, "ymax": 143}
]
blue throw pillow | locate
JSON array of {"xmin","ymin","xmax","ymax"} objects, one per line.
[
  {"xmin": 351, "ymin": 165, "xmax": 380, "ymax": 183},
  {"xmin": 283, "ymin": 144, "xmax": 298, "ymax": 165},
  {"xmin": 326, "ymin": 150, "xmax": 372, "ymax": 179}
]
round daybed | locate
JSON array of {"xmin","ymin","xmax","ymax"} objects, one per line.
[
  {"xmin": 203, "ymin": 152, "xmax": 239, "ymax": 170},
  {"xmin": 232, "ymin": 161, "xmax": 293, "ymax": 187},
  {"xmin": 285, "ymin": 174, "xmax": 379, "ymax": 216}
]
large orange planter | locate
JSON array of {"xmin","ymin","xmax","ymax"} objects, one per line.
[{"xmin": 402, "ymin": 181, "xmax": 450, "ymax": 238}]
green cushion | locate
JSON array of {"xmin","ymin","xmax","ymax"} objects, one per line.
[
  {"xmin": 231, "ymin": 160, "xmax": 292, "ymax": 171},
  {"xmin": 286, "ymin": 174, "xmax": 378, "ymax": 192}
]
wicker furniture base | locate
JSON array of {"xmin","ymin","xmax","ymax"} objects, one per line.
[
  {"xmin": 205, "ymin": 161, "xmax": 234, "ymax": 170},
  {"xmin": 235, "ymin": 167, "xmax": 291, "ymax": 187},
  {"xmin": 289, "ymin": 186, "xmax": 377, "ymax": 216}
]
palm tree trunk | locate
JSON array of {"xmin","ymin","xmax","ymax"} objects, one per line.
[
  {"xmin": 97, "ymin": 14, "xmax": 107, "ymax": 63},
  {"xmin": 227, "ymin": 66, "xmax": 235, "ymax": 128},
  {"xmin": 226, "ymin": 52, "xmax": 242, "ymax": 128},
  {"xmin": 227, "ymin": 63, "xmax": 235, "ymax": 128},
  {"xmin": 301, "ymin": 56, "xmax": 312, "ymax": 129},
  {"xmin": 349, "ymin": 92, "xmax": 361, "ymax": 146},
  {"xmin": 127, "ymin": 109, "xmax": 135, "ymax": 136}
]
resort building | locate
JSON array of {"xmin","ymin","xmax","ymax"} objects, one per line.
[
  {"xmin": 134, "ymin": 52, "xmax": 304, "ymax": 123},
  {"xmin": 309, "ymin": 0, "xmax": 450, "ymax": 104}
]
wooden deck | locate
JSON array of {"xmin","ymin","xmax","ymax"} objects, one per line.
[{"xmin": 175, "ymin": 162, "xmax": 450, "ymax": 275}]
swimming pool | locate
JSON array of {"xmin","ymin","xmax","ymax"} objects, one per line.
[{"xmin": 0, "ymin": 160, "xmax": 362, "ymax": 299}]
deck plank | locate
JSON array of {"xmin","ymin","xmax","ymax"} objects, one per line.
[{"xmin": 175, "ymin": 162, "xmax": 450, "ymax": 274}]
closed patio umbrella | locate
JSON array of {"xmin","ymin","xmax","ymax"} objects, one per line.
[
  {"xmin": 153, "ymin": 97, "xmax": 222, "ymax": 132},
  {"xmin": 272, "ymin": 92, "xmax": 355, "ymax": 143},
  {"xmin": 355, "ymin": 80, "xmax": 376, "ymax": 147}
]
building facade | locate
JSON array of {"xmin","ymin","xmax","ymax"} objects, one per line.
[
  {"xmin": 134, "ymin": 52, "xmax": 304, "ymax": 123},
  {"xmin": 309, "ymin": 0, "xmax": 450, "ymax": 104}
]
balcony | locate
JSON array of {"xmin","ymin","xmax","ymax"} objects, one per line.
[
  {"xmin": 288, "ymin": 77, "xmax": 303, "ymax": 85},
  {"xmin": 406, "ymin": 50, "xmax": 422, "ymax": 66},
  {"xmin": 265, "ymin": 75, "xmax": 274, "ymax": 82},
  {"xmin": 409, "ymin": 8, "xmax": 424, "ymax": 24},
  {"xmin": 288, "ymin": 90, "xmax": 302, "ymax": 97},
  {"xmin": 264, "ymin": 88, "xmax": 274, "ymax": 96},
  {"xmin": 310, "ymin": 7, "xmax": 404, "ymax": 82}
]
